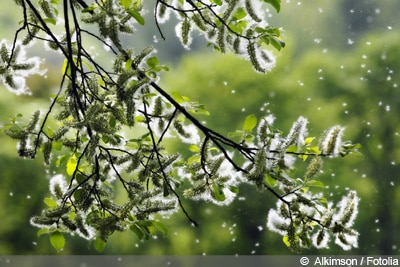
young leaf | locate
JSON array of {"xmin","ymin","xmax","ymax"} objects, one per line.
[
  {"xmin": 305, "ymin": 180, "xmax": 325, "ymax": 189},
  {"xmin": 262, "ymin": 0, "xmax": 281, "ymax": 13},
  {"xmin": 66, "ymin": 154, "xmax": 78, "ymax": 176},
  {"xmin": 229, "ymin": 185, "xmax": 239, "ymax": 193},
  {"xmin": 232, "ymin": 7, "xmax": 247, "ymax": 20},
  {"xmin": 243, "ymin": 114, "xmax": 257, "ymax": 132},
  {"xmin": 44, "ymin": 197, "xmax": 57, "ymax": 208},
  {"xmin": 146, "ymin": 56, "xmax": 159, "ymax": 69},
  {"xmin": 43, "ymin": 17, "xmax": 57, "ymax": 25},
  {"xmin": 127, "ymin": 8, "xmax": 145, "ymax": 25},
  {"xmin": 282, "ymin": 234, "xmax": 291, "ymax": 247},
  {"xmin": 211, "ymin": 0, "xmax": 223, "ymax": 5},
  {"xmin": 171, "ymin": 91, "xmax": 189, "ymax": 104},
  {"xmin": 152, "ymin": 221, "xmax": 169, "ymax": 237},
  {"xmin": 269, "ymin": 36, "xmax": 285, "ymax": 51},
  {"xmin": 94, "ymin": 237, "xmax": 107, "ymax": 252},
  {"xmin": 130, "ymin": 223, "xmax": 145, "ymax": 240},
  {"xmin": 265, "ymin": 173, "xmax": 277, "ymax": 187},
  {"xmin": 50, "ymin": 231, "xmax": 65, "ymax": 252},
  {"xmin": 212, "ymin": 182, "xmax": 226, "ymax": 201},
  {"xmin": 304, "ymin": 137, "xmax": 315, "ymax": 145},
  {"xmin": 120, "ymin": 0, "xmax": 131, "ymax": 9},
  {"xmin": 286, "ymin": 145, "xmax": 298, "ymax": 153},
  {"xmin": 61, "ymin": 59, "xmax": 70, "ymax": 75},
  {"xmin": 37, "ymin": 228, "xmax": 50, "ymax": 237},
  {"xmin": 189, "ymin": 144, "xmax": 200, "ymax": 153},
  {"xmin": 188, "ymin": 155, "xmax": 201, "ymax": 164}
]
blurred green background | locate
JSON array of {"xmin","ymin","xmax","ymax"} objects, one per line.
[{"xmin": 1, "ymin": 0, "xmax": 400, "ymax": 255}]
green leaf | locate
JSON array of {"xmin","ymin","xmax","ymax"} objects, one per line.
[
  {"xmin": 265, "ymin": 173, "xmax": 277, "ymax": 187},
  {"xmin": 52, "ymin": 140, "xmax": 63, "ymax": 151},
  {"xmin": 232, "ymin": 7, "xmax": 247, "ymax": 20},
  {"xmin": 82, "ymin": 6, "xmax": 96, "ymax": 13},
  {"xmin": 141, "ymin": 220, "xmax": 157, "ymax": 236},
  {"xmin": 228, "ymin": 130, "xmax": 245, "ymax": 140},
  {"xmin": 188, "ymin": 103, "xmax": 210, "ymax": 116},
  {"xmin": 320, "ymin": 197, "xmax": 328, "ymax": 204},
  {"xmin": 125, "ymin": 58, "xmax": 133, "ymax": 70},
  {"xmin": 229, "ymin": 185, "xmax": 239, "ymax": 193},
  {"xmin": 304, "ymin": 137, "xmax": 315, "ymax": 145},
  {"xmin": 134, "ymin": 115, "xmax": 145, "ymax": 123},
  {"xmin": 282, "ymin": 234, "xmax": 291, "ymax": 247},
  {"xmin": 242, "ymin": 114, "xmax": 257, "ymax": 132},
  {"xmin": 262, "ymin": 0, "xmax": 281, "ymax": 13},
  {"xmin": 43, "ymin": 17, "xmax": 57, "ymax": 25},
  {"xmin": 127, "ymin": 8, "xmax": 145, "ymax": 25},
  {"xmin": 146, "ymin": 56, "xmax": 159, "ymax": 68},
  {"xmin": 244, "ymin": 133, "xmax": 254, "ymax": 143},
  {"xmin": 94, "ymin": 237, "xmax": 107, "ymax": 252},
  {"xmin": 305, "ymin": 180, "xmax": 325, "ymax": 188},
  {"xmin": 211, "ymin": 0, "xmax": 223, "ymax": 5},
  {"xmin": 50, "ymin": 231, "xmax": 65, "ymax": 252},
  {"xmin": 306, "ymin": 146, "xmax": 321, "ymax": 154},
  {"xmin": 130, "ymin": 223, "xmax": 145, "ymax": 240},
  {"xmin": 56, "ymin": 154, "xmax": 69, "ymax": 167},
  {"xmin": 44, "ymin": 197, "xmax": 57, "ymax": 208},
  {"xmin": 188, "ymin": 155, "xmax": 201, "ymax": 164},
  {"xmin": 286, "ymin": 145, "xmax": 298, "ymax": 153},
  {"xmin": 120, "ymin": 0, "xmax": 131, "ymax": 9},
  {"xmin": 152, "ymin": 221, "xmax": 169, "ymax": 237},
  {"xmin": 37, "ymin": 228, "xmax": 50, "ymax": 237},
  {"xmin": 189, "ymin": 144, "xmax": 200, "ymax": 152},
  {"xmin": 269, "ymin": 36, "xmax": 285, "ymax": 51},
  {"xmin": 340, "ymin": 142, "xmax": 363, "ymax": 157},
  {"xmin": 171, "ymin": 91, "xmax": 190, "ymax": 104},
  {"xmin": 212, "ymin": 183, "xmax": 226, "ymax": 201},
  {"xmin": 66, "ymin": 154, "xmax": 78, "ymax": 176},
  {"xmin": 301, "ymin": 154, "xmax": 308, "ymax": 161},
  {"xmin": 61, "ymin": 59, "xmax": 70, "ymax": 75}
]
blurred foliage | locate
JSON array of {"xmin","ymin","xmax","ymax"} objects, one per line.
[{"xmin": 0, "ymin": 0, "xmax": 400, "ymax": 255}]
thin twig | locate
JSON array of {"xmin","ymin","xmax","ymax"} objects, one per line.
[{"xmin": 143, "ymin": 100, "xmax": 199, "ymax": 226}]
